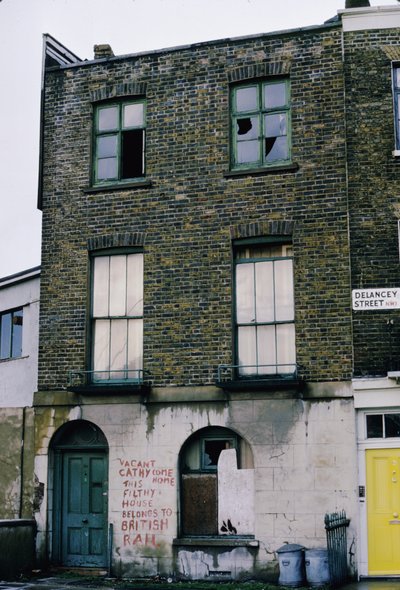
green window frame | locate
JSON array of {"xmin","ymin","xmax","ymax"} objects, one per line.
[
  {"xmin": 234, "ymin": 241, "xmax": 296, "ymax": 377},
  {"xmin": 93, "ymin": 100, "xmax": 146, "ymax": 184},
  {"xmin": 230, "ymin": 79, "xmax": 291, "ymax": 170},
  {"xmin": 0, "ymin": 308, "xmax": 23, "ymax": 360},
  {"xmin": 91, "ymin": 251, "xmax": 143, "ymax": 383}
]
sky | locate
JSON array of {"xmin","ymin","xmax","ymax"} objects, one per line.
[{"xmin": 0, "ymin": 0, "xmax": 397, "ymax": 279}]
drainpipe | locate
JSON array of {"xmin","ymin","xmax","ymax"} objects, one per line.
[{"xmin": 19, "ymin": 407, "xmax": 26, "ymax": 519}]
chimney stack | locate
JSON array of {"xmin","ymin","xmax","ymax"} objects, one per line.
[
  {"xmin": 345, "ymin": 0, "xmax": 370, "ymax": 7},
  {"xmin": 94, "ymin": 44, "xmax": 114, "ymax": 60}
]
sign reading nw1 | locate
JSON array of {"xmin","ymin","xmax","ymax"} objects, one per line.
[{"xmin": 352, "ymin": 288, "xmax": 400, "ymax": 310}]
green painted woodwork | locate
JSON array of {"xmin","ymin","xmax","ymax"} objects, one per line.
[{"xmin": 55, "ymin": 451, "xmax": 108, "ymax": 567}]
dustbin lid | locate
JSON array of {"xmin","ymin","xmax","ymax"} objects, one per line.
[
  {"xmin": 277, "ymin": 543, "xmax": 305, "ymax": 554},
  {"xmin": 305, "ymin": 548, "xmax": 328, "ymax": 556}
]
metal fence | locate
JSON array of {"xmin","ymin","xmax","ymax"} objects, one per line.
[{"xmin": 325, "ymin": 510, "xmax": 350, "ymax": 588}]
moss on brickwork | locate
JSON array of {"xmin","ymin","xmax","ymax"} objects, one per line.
[
  {"xmin": 39, "ymin": 24, "xmax": 352, "ymax": 391},
  {"xmin": 344, "ymin": 28, "xmax": 400, "ymax": 376}
]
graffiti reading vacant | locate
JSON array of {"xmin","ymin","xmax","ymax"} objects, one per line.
[{"xmin": 117, "ymin": 458, "xmax": 175, "ymax": 547}]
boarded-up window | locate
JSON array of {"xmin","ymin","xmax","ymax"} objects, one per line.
[
  {"xmin": 181, "ymin": 474, "xmax": 218, "ymax": 536},
  {"xmin": 179, "ymin": 427, "xmax": 254, "ymax": 537}
]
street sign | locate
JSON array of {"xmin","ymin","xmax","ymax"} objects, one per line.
[{"xmin": 352, "ymin": 288, "xmax": 400, "ymax": 310}]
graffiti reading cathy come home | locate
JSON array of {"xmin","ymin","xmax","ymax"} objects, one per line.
[{"xmin": 117, "ymin": 458, "xmax": 175, "ymax": 547}]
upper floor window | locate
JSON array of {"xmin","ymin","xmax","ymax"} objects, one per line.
[
  {"xmin": 93, "ymin": 100, "xmax": 146, "ymax": 184},
  {"xmin": 230, "ymin": 79, "xmax": 291, "ymax": 170},
  {"xmin": 393, "ymin": 66, "xmax": 400, "ymax": 154},
  {"xmin": 0, "ymin": 308, "xmax": 23, "ymax": 360},
  {"xmin": 234, "ymin": 241, "xmax": 296, "ymax": 377},
  {"xmin": 91, "ymin": 252, "xmax": 143, "ymax": 382}
]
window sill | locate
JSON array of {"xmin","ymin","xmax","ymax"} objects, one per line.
[
  {"xmin": 173, "ymin": 536, "xmax": 258, "ymax": 548},
  {"xmin": 67, "ymin": 382, "xmax": 151, "ymax": 395},
  {"xmin": 83, "ymin": 180, "xmax": 152, "ymax": 193},
  {"xmin": 216, "ymin": 377, "xmax": 303, "ymax": 392},
  {"xmin": 0, "ymin": 355, "xmax": 28, "ymax": 364},
  {"xmin": 224, "ymin": 162, "xmax": 299, "ymax": 178}
]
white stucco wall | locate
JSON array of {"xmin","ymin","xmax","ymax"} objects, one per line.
[
  {"xmin": 0, "ymin": 269, "xmax": 40, "ymax": 408},
  {"xmin": 33, "ymin": 391, "xmax": 358, "ymax": 579}
]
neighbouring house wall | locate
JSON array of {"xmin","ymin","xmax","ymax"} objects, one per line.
[
  {"xmin": 0, "ymin": 272, "xmax": 39, "ymax": 522},
  {"xmin": 0, "ymin": 273, "xmax": 39, "ymax": 407},
  {"xmin": 344, "ymin": 23, "xmax": 400, "ymax": 376},
  {"xmin": 0, "ymin": 408, "xmax": 35, "ymax": 519}
]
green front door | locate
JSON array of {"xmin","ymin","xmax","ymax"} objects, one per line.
[{"xmin": 61, "ymin": 452, "xmax": 108, "ymax": 567}]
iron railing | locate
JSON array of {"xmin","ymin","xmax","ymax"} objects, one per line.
[
  {"xmin": 68, "ymin": 369, "xmax": 148, "ymax": 387},
  {"xmin": 325, "ymin": 510, "xmax": 350, "ymax": 588},
  {"xmin": 217, "ymin": 363, "xmax": 297, "ymax": 382}
]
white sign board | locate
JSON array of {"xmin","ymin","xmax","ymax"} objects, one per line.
[{"xmin": 352, "ymin": 288, "xmax": 400, "ymax": 310}]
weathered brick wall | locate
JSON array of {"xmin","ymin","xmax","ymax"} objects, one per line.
[
  {"xmin": 344, "ymin": 29, "xmax": 400, "ymax": 376},
  {"xmin": 39, "ymin": 23, "xmax": 352, "ymax": 390}
]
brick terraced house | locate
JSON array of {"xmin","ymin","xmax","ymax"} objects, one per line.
[
  {"xmin": 341, "ymin": 2, "xmax": 400, "ymax": 578},
  {"xmin": 30, "ymin": 1, "xmax": 400, "ymax": 581}
]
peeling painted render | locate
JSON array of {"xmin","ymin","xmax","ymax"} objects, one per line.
[{"xmin": 2, "ymin": 2, "xmax": 400, "ymax": 583}]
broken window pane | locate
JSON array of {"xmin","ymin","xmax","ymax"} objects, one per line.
[
  {"xmin": 235, "ymin": 86, "xmax": 257, "ymax": 112},
  {"xmin": 122, "ymin": 129, "xmax": 144, "ymax": 178},
  {"xmin": 203, "ymin": 439, "xmax": 232, "ymax": 468},
  {"xmin": 231, "ymin": 79, "xmax": 290, "ymax": 170},
  {"xmin": 265, "ymin": 113, "xmax": 287, "ymax": 137},
  {"xmin": 94, "ymin": 101, "xmax": 146, "ymax": 184},
  {"xmin": 265, "ymin": 136, "xmax": 288, "ymax": 161},
  {"xmin": 264, "ymin": 82, "xmax": 287, "ymax": 109},
  {"xmin": 98, "ymin": 106, "xmax": 118, "ymax": 131},
  {"xmin": 237, "ymin": 116, "xmax": 258, "ymax": 138}
]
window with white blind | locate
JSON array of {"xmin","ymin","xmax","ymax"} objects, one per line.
[
  {"xmin": 234, "ymin": 241, "xmax": 296, "ymax": 377},
  {"xmin": 91, "ymin": 252, "xmax": 143, "ymax": 382}
]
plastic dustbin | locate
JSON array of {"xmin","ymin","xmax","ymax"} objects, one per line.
[
  {"xmin": 277, "ymin": 544, "xmax": 306, "ymax": 587},
  {"xmin": 305, "ymin": 548, "xmax": 330, "ymax": 587}
]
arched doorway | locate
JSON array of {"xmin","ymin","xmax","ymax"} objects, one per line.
[{"xmin": 50, "ymin": 420, "xmax": 109, "ymax": 567}]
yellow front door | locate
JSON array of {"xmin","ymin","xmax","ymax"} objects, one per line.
[{"xmin": 366, "ymin": 448, "xmax": 400, "ymax": 574}]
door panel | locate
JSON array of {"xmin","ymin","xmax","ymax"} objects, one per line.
[
  {"xmin": 61, "ymin": 452, "xmax": 107, "ymax": 566},
  {"xmin": 366, "ymin": 449, "xmax": 400, "ymax": 574}
]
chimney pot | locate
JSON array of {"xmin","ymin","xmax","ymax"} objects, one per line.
[
  {"xmin": 94, "ymin": 44, "xmax": 114, "ymax": 59},
  {"xmin": 345, "ymin": 0, "xmax": 370, "ymax": 8}
]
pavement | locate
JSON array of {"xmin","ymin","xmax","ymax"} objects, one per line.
[{"xmin": 0, "ymin": 576, "xmax": 399, "ymax": 590}]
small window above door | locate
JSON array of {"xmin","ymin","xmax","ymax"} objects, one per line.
[{"xmin": 366, "ymin": 413, "xmax": 400, "ymax": 439}]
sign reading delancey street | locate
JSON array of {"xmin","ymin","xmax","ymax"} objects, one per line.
[{"xmin": 352, "ymin": 288, "xmax": 400, "ymax": 310}]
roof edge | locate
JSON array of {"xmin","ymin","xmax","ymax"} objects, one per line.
[{"xmin": 0, "ymin": 266, "xmax": 41, "ymax": 288}]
